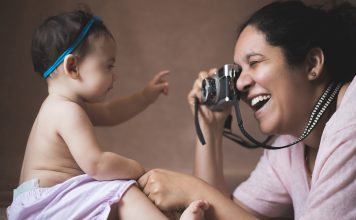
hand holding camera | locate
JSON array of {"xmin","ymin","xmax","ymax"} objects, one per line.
[
  {"xmin": 191, "ymin": 64, "xmax": 273, "ymax": 148},
  {"xmin": 188, "ymin": 65, "xmax": 242, "ymax": 146},
  {"xmin": 200, "ymin": 64, "xmax": 241, "ymax": 111}
]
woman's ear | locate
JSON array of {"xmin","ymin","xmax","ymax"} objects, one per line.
[
  {"xmin": 306, "ymin": 47, "xmax": 325, "ymax": 81},
  {"xmin": 63, "ymin": 54, "xmax": 80, "ymax": 79}
]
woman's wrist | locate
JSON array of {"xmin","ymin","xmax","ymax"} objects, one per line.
[
  {"xmin": 187, "ymin": 177, "xmax": 214, "ymax": 204},
  {"xmin": 199, "ymin": 123, "xmax": 224, "ymax": 144},
  {"xmin": 180, "ymin": 174, "xmax": 205, "ymax": 206}
]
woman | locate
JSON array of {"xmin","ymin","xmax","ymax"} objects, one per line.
[{"xmin": 138, "ymin": 1, "xmax": 356, "ymax": 219}]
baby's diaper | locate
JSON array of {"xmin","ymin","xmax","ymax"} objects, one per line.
[{"xmin": 13, "ymin": 179, "xmax": 39, "ymax": 200}]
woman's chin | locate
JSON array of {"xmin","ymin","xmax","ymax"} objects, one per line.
[{"xmin": 259, "ymin": 123, "xmax": 276, "ymax": 136}]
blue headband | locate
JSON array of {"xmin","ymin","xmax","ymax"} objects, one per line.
[{"xmin": 42, "ymin": 16, "xmax": 101, "ymax": 78}]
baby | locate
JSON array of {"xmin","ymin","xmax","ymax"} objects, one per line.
[{"xmin": 7, "ymin": 10, "xmax": 208, "ymax": 220}]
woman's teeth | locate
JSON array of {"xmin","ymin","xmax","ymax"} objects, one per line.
[{"xmin": 251, "ymin": 95, "xmax": 271, "ymax": 107}]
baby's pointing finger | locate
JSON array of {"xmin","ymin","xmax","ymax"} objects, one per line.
[
  {"xmin": 153, "ymin": 70, "xmax": 170, "ymax": 82},
  {"xmin": 154, "ymin": 82, "xmax": 169, "ymax": 95}
]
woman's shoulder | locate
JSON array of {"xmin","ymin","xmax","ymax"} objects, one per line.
[
  {"xmin": 325, "ymin": 77, "xmax": 356, "ymax": 134},
  {"xmin": 337, "ymin": 76, "xmax": 356, "ymax": 109}
]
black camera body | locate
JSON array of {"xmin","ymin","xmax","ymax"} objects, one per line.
[{"xmin": 201, "ymin": 64, "xmax": 241, "ymax": 111}]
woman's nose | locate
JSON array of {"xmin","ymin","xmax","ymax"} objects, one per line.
[{"xmin": 236, "ymin": 70, "xmax": 254, "ymax": 93}]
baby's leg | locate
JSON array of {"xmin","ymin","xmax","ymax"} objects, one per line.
[
  {"xmin": 180, "ymin": 200, "xmax": 209, "ymax": 220},
  {"xmin": 116, "ymin": 185, "xmax": 169, "ymax": 220}
]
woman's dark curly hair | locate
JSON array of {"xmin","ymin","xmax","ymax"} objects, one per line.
[{"xmin": 239, "ymin": 1, "xmax": 356, "ymax": 83}]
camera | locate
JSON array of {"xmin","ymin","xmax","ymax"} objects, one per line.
[{"xmin": 201, "ymin": 64, "xmax": 241, "ymax": 111}]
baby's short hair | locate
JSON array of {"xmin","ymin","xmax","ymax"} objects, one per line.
[{"xmin": 31, "ymin": 10, "xmax": 113, "ymax": 77}]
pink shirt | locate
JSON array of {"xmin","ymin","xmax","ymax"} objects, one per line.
[{"xmin": 233, "ymin": 78, "xmax": 356, "ymax": 220}]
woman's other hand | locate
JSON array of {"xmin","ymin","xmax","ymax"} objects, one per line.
[{"xmin": 138, "ymin": 169, "xmax": 201, "ymax": 211}]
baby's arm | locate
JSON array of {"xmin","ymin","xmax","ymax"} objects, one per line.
[
  {"xmin": 86, "ymin": 70, "xmax": 169, "ymax": 126},
  {"xmin": 59, "ymin": 101, "xmax": 145, "ymax": 180}
]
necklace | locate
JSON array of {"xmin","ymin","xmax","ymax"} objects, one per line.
[
  {"xmin": 233, "ymin": 82, "xmax": 342, "ymax": 149},
  {"xmin": 303, "ymin": 83, "xmax": 341, "ymax": 177},
  {"xmin": 297, "ymin": 83, "xmax": 341, "ymax": 143}
]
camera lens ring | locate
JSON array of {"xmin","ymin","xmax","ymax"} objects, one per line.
[{"xmin": 201, "ymin": 77, "xmax": 217, "ymax": 105}]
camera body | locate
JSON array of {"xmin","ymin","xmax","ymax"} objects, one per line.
[{"xmin": 201, "ymin": 64, "xmax": 240, "ymax": 111}]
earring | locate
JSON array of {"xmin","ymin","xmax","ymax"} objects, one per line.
[{"xmin": 311, "ymin": 72, "xmax": 317, "ymax": 78}]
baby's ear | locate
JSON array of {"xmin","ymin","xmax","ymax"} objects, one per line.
[{"xmin": 63, "ymin": 54, "xmax": 80, "ymax": 79}]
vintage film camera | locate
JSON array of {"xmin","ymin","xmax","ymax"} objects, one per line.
[{"xmin": 201, "ymin": 64, "xmax": 241, "ymax": 111}]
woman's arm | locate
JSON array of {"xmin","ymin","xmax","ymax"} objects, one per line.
[
  {"xmin": 193, "ymin": 119, "xmax": 229, "ymax": 195},
  {"xmin": 188, "ymin": 69, "xmax": 231, "ymax": 195},
  {"xmin": 86, "ymin": 70, "xmax": 169, "ymax": 126},
  {"xmin": 137, "ymin": 69, "xmax": 260, "ymax": 219}
]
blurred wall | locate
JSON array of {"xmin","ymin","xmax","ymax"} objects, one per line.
[{"xmin": 0, "ymin": 0, "xmax": 335, "ymax": 205}]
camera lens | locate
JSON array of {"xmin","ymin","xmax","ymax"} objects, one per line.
[{"xmin": 201, "ymin": 77, "xmax": 217, "ymax": 105}]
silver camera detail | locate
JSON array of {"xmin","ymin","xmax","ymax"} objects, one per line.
[{"xmin": 201, "ymin": 64, "xmax": 241, "ymax": 111}]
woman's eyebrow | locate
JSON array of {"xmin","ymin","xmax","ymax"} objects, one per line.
[
  {"xmin": 234, "ymin": 52, "xmax": 263, "ymax": 66},
  {"xmin": 246, "ymin": 52, "xmax": 263, "ymax": 60}
]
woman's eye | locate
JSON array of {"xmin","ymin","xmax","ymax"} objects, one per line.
[
  {"xmin": 108, "ymin": 65, "xmax": 114, "ymax": 70},
  {"xmin": 249, "ymin": 60, "xmax": 259, "ymax": 66}
]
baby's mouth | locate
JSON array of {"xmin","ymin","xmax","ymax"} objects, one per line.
[{"xmin": 251, "ymin": 94, "xmax": 271, "ymax": 111}]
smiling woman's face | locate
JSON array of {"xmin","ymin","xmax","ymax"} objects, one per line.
[{"xmin": 234, "ymin": 25, "xmax": 314, "ymax": 136}]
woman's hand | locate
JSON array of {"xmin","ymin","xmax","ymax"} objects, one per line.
[
  {"xmin": 142, "ymin": 70, "xmax": 170, "ymax": 105},
  {"xmin": 187, "ymin": 69, "xmax": 231, "ymax": 132},
  {"xmin": 138, "ymin": 169, "xmax": 201, "ymax": 211},
  {"xmin": 138, "ymin": 169, "xmax": 258, "ymax": 219}
]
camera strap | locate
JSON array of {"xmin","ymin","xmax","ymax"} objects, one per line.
[
  {"xmin": 195, "ymin": 82, "xmax": 341, "ymax": 149},
  {"xmin": 223, "ymin": 114, "xmax": 273, "ymax": 148},
  {"xmin": 194, "ymin": 97, "xmax": 206, "ymax": 145},
  {"xmin": 194, "ymin": 97, "xmax": 271, "ymax": 148}
]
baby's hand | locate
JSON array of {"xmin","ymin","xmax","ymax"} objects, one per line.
[{"xmin": 142, "ymin": 70, "xmax": 170, "ymax": 104}]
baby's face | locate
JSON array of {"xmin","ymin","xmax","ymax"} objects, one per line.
[{"xmin": 77, "ymin": 36, "xmax": 117, "ymax": 102}]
